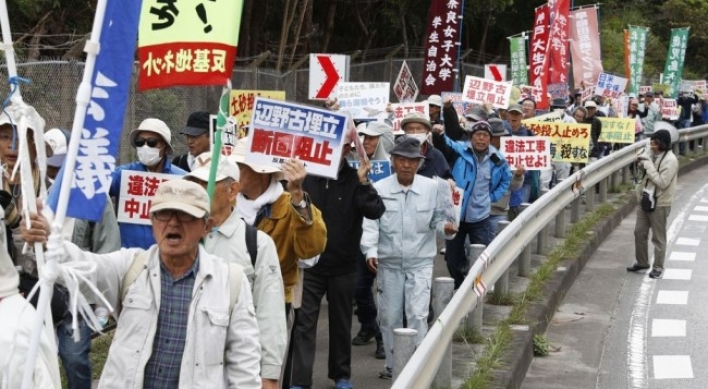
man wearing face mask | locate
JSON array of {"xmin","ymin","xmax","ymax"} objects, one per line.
[
  {"xmin": 400, "ymin": 112, "xmax": 451, "ymax": 179},
  {"xmin": 110, "ymin": 118, "xmax": 186, "ymax": 249}
]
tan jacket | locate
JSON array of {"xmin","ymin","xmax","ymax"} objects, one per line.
[{"xmin": 635, "ymin": 150, "xmax": 678, "ymax": 207}]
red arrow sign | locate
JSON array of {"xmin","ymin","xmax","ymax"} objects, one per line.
[
  {"xmin": 488, "ymin": 65, "xmax": 503, "ymax": 82},
  {"xmin": 315, "ymin": 55, "xmax": 340, "ymax": 99}
]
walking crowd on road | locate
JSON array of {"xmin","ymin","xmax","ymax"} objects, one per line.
[{"xmin": 1, "ymin": 83, "xmax": 693, "ymax": 389}]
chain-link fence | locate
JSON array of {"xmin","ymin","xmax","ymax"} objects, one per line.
[{"xmin": 0, "ymin": 58, "xmax": 486, "ymax": 164}]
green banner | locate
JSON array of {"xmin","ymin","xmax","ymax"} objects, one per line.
[
  {"xmin": 510, "ymin": 36, "xmax": 528, "ymax": 86},
  {"xmin": 662, "ymin": 27, "xmax": 690, "ymax": 98},
  {"xmin": 628, "ymin": 26, "xmax": 649, "ymax": 96}
]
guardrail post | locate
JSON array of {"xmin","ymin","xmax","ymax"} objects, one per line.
[
  {"xmin": 466, "ymin": 244, "xmax": 486, "ymax": 332},
  {"xmin": 536, "ymin": 190, "xmax": 549, "ymax": 255},
  {"xmin": 585, "ymin": 184, "xmax": 595, "ymax": 212},
  {"xmin": 622, "ymin": 165, "xmax": 631, "ymax": 185},
  {"xmin": 393, "ymin": 328, "xmax": 417, "ymax": 381},
  {"xmin": 494, "ymin": 221, "xmax": 511, "ymax": 297},
  {"xmin": 611, "ymin": 169, "xmax": 621, "ymax": 192},
  {"xmin": 518, "ymin": 203, "xmax": 532, "ymax": 277},
  {"xmin": 432, "ymin": 278, "xmax": 454, "ymax": 389},
  {"xmin": 554, "ymin": 206, "xmax": 566, "ymax": 238},
  {"xmin": 570, "ymin": 195, "xmax": 581, "ymax": 223},
  {"xmin": 599, "ymin": 177, "xmax": 608, "ymax": 204}
]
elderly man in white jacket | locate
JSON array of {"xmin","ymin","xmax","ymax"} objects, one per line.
[{"xmin": 21, "ymin": 180, "xmax": 261, "ymax": 389}]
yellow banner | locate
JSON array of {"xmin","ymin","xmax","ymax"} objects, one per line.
[
  {"xmin": 522, "ymin": 110, "xmax": 563, "ymax": 124},
  {"xmin": 597, "ymin": 117, "xmax": 636, "ymax": 144},
  {"xmin": 524, "ymin": 121, "xmax": 592, "ymax": 163},
  {"xmin": 138, "ymin": 0, "xmax": 244, "ymax": 90},
  {"xmin": 230, "ymin": 90, "xmax": 286, "ymax": 137}
]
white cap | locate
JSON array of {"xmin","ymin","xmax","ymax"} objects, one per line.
[
  {"xmin": 129, "ymin": 118, "xmax": 174, "ymax": 155},
  {"xmin": 44, "ymin": 128, "xmax": 68, "ymax": 168},
  {"xmin": 427, "ymin": 95, "xmax": 443, "ymax": 107},
  {"xmin": 230, "ymin": 137, "xmax": 285, "ymax": 180},
  {"xmin": 151, "ymin": 180, "xmax": 210, "ymax": 218},
  {"xmin": 186, "ymin": 152, "xmax": 240, "ymax": 183}
]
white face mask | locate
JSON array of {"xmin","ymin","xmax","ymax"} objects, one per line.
[
  {"xmin": 410, "ymin": 133, "xmax": 428, "ymax": 145},
  {"xmin": 137, "ymin": 145, "xmax": 162, "ymax": 167}
]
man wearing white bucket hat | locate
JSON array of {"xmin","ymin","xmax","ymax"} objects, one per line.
[{"xmin": 109, "ymin": 118, "xmax": 186, "ymax": 249}]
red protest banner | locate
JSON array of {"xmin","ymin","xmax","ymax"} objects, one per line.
[
  {"xmin": 548, "ymin": 0, "xmax": 570, "ymax": 85},
  {"xmin": 569, "ymin": 7, "xmax": 604, "ymax": 88},
  {"xmin": 530, "ymin": 4, "xmax": 550, "ymax": 109},
  {"xmin": 421, "ymin": 0, "xmax": 462, "ymax": 95}
]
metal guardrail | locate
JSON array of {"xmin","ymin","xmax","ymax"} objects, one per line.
[{"xmin": 392, "ymin": 124, "xmax": 708, "ymax": 389}]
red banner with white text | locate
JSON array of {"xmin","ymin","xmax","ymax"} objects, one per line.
[
  {"xmin": 530, "ymin": 4, "xmax": 550, "ymax": 109},
  {"xmin": 569, "ymin": 7, "xmax": 603, "ymax": 89},
  {"xmin": 548, "ymin": 0, "xmax": 570, "ymax": 85},
  {"xmin": 421, "ymin": 0, "xmax": 462, "ymax": 95}
]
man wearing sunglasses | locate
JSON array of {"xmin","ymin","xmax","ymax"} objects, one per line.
[
  {"xmin": 432, "ymin": 120, "xmax": 511, "ymax": 289},
  {"xmin": 109, "ymin": 118, "xmax": 186, "ymax": 249}
]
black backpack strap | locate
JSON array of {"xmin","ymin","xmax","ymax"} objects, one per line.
[{"xmin": 242, "ymin": 219, "xmax": 258, "ymax": 267}]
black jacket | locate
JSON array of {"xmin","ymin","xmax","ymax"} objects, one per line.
[
  {"xmin": 302, "ymin": 163, "xmax": 385, "ymax": 276},
  {"xmin": 172, "ymin": 154, "xmax": 192, "ymax": 172}
]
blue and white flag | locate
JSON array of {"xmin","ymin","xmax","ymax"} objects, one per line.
[{"xmin": 48, "ymin": 0, "xmax": 141, "ymax": 221}]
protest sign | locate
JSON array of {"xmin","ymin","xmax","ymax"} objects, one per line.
[
  {"xmin": 627, "ymin": 26, "xmax": 649, "ymax": 96},
  {"xmin": 519, "ymin": 85, "xmax": 543, "ymax": 103},
  {"xmin": 501, "ymin": 136, "xmax": 552, "ymax": 170},
  {"xmin": 580, "ymin": 85, "xmax": 595, "ymax": 104},
  {"xmin": 652, "ymin": 83, "xmax": 671, "ymax": 96},
  {"xmin": 229, "ymin": 90, "xmax": 286, "ymax": 137},
  {"xmin": 595, "ymin": 73, "xmax": 628, "ymax": 99},
  {"xmin": 662, "ymin": 27, "xmax": 690, "ymax": 98},
  {"xmin": 638, "ymin": 86, "xmax": 652, "ymax": 95},
  {"xmin": 390, "ymin": 102, "xmax": 429, "ymax": 133},
  {"xmin": 679, "ymin": 79, "xmax": 706, "ymax": 94},
  {"xmin": 569, "ymin": 7, "xmax": 603, "ymax": 87},
  {"xmin": 348, "ymin": 160, "xmax": 392, "ymax": 183},
  {"xmin": 336, "ymin": 82, "xmax": 390, "ymax": 120},
  {"xmin": 548, "ymin": 83, "xmax": 568, "ymax": 101},
  {"xmin": 247, "ymin": 98, "xmax": 348, "ymax": 179},
  {"xmin": 524, "ymin": 121, "xmax": 592, "ymax": 163},
  {"xmin": 441, "ymin": 92, "xmax": 470, "ymax": 121},
  {"xmin": 523, "ymin": 110, "xmax": 562, "ymax": 124},
  {"xmin": 510, "ymin": 35, "xmax": 529, "ymax": 86},
  {"xmin": 421, "ymin": 0, "xmax": 462, "ymax": 94},
  {"xmin": 597, "ymin": 117, "xmax": 636, "ymax": 144},
  {"xmin": 117, "ymin": 171, "xmax": 178, "ymax": 225},
  {"xmin": 461, "ymin": 76, "xmax": 513, "ymax": 109},
  {"xmin": 661, "ymin": 99, "xmax": 679, "ymax": 121},
  {"xmin": 394, "ymin": 61, "xmax": 419, "ymax": 102},
  {"xmin": 309, "ymin": 54, "xmax": 349, "ymax": 100},
  {"xmin": 138, "ymin": 0, "xmax": 243, "ymax": 90}
]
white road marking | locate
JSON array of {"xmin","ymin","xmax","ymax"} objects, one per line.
[
  {"xmin": 688, "ymin": 214, "xmax": 708, "ymax": 221},
  {"xmin": 693, "ymin": 205, "xmax": 708, "ymax": 212},
  {"xmin": 675, "ymin": 237, "xmax": 700, "ymax": 246},
  {"xmin": 652, "ymin": 355, "xmax": 694, "ymax": 379},
  {"xmin": 651, "ymin": 319, "xmax": 686, "ymax": 337},
  {"xmin": 656, "ymin": 291, "xmax": 689, "ymax": 305},
  {"xmin": 669, "ymin": 252, "xmax": 696, "ymax": 261},
  {"xmin": 661, "ymin": 268, "xmax": 692, "ymax": 280}
]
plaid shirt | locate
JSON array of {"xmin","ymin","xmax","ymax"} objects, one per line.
[{"xmin": 143, "ymin": 257, "xmax": 199, "ymax": 389}]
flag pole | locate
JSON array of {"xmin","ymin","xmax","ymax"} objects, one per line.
[
  {"xmin": 207, "ymin": 80, "xmax": 232, "ymax": 201},
  {"xmin": 0, "ymin": 0, "xmax": 22, "ymax": 102},
  {"xmin": 22, "ymin": 0, "xmax": 109, "ymax": 387}
]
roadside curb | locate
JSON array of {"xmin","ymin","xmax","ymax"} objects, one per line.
[{"xmin": 494, "ymin": 153, "xmax": 708, "ymax": 389}]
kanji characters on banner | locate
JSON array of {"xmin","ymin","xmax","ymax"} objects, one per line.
[
  {"xmin": 390, "ymin": 103, "xmax": 430, "ymax": 133},
  {"xmin": 662, "ymin": 27, "xmax": 690, "ymax": 98},
  {"xmin": 336, "ymin": 82, "xmax": 390, "ymax": 121},
  {"xmin": 247, "ymin": 98, "xmax": 348, "ymax": 179},
  {"xmin": 461, "ymin": 76, "xmax": 513, "ymax": 109},
  {"xmin": 501, "ymin": 136, "xmax": 551, "ymax": 170},
  {"xmin": 47, "ymin": 0, "xmax": 142, "ymax": 221},
  {"xmin": 138, "ymin": 0, "xmax": 244, "ymax": 90},
  {"xmin": 510, "ymin": 35, "xmax": 529, "ymax": 86},
  {"xmin": 627, "ymin": 26, "xmax": 649, "ymax": 96},
  {"xmin": 421, "ymin": 0, "xmax": 462, "ymax": 95},
  {"xmin": 569, "ymin": 7, "xmax": 603, "ymax": 88},
  {"xmin": 530, "ymin": 5, "xmax": 550, "ymax": 104},
  {"xmin": 348, "ymin": 160, "xmax": 392, "ymax": 183},
  {"xmin": 661, "ymin": 99, "xmax": 679, "ymax": 121},
  {"xmin": 597, "ymin": 118, "xmax": 636, "ymax": 144},
  {"xmin": 519, "ymin": 85, "xmax": 543, "ymax": 102},
  {"xmin": 547, "ymin": 0, "xmax": 570, "ymax": 85},
  {"xmin": 441, "ymin": 92, "xmax": 470, "ymax": 121},
  {"xmin": 524, "ymin": 121, "xmax": 592, "ymax": 163},
  {"xmin": 548, "ymin": 83, "xmax": 568, "ymax": 101},
  {"xmin": 394, "ymin": 61, "xmax": 419, "ymax": 102},
  {"xmin": 229, "ymin": 90, "xmax": 286, "ymax": 138},
  {"xmin": 594, "ymin": 73, "xmax": 628, "ymax": 99},
  {"xmin": 117, "ymin": 171, "xmax": 177, "ymax": 225},
  {"xmin": 639, "ymin": 86, "xmax": 652, "ymax": 95}
]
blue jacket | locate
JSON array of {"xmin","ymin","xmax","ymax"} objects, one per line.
[
  {"xmin": 433, "ymin": 133, "xmax": 511, "ymax": 221},
  {"xmin": 109, "ymin": 160, "xmax": 186, "ymax": 249}
]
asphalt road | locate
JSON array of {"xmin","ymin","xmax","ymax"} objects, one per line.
[{"xmin": 522, "ymin": 163, "xmax": 708, "ymax": 389}]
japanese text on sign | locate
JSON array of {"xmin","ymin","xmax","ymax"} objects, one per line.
[
  {"xmin": 661, "ymin": 99, "xmax": 679, "ymax": 121},
  {"xmin": 421, "ymin": 0, "xmax": 462, "ymax": 95},
  {"xmin": 229, "ymin": 90, "xmax": 286, "ymax": 136},
  {"xmin": 348, "ymin": 160, "xmax": 392, "ymax": 183},
  {"xmin": 530, "ymin": 5, "xmax": 549, "ymax": 92},
  {"xmin": 441, "ymin": 92, "xmax": 470, "ymax": 122},
  {"xmin": 569, "ymin": 8, "xmax": 603, "ymax": 88},
  {"xmin": 393, "ymin": 61, "xmax": 419, "ymax": 103},
  {"xmin": 390, "ymin": 103, "xmax": 430, "ymax": 133},
  {"xmin": 247, "ymin": 97, "xmax": 348, "ymax": 179},
  {"xmin": 597, "ymin": 117, "xmax": 636, "ymax": 144},
  {"xmin": 336, "ymin": 82, "xmax": 390, "ymax": 120},
  {"xmin": 461, "ymin": 76, "xmax": 512, "ymax": 109},
  {"xmin": 117, "ymin": 171, "xmax": 178, "ymax": 225},
  {"xmin": 547, "ymin": 0, "xmax": 570, "ymax": 85},
  {"xmin": 595, "ymin": 73, "xmax": 628, "ymax": 99},
  {"xmin": 524, "ymin": 121, "xmax": 592, "ymax": 163},
  {"xmin": 501, "ymin": 136, "xmax": 551, "ymax": 171}
]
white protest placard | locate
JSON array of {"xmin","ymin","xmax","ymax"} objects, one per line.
[
  {"xmin": 580, "ymin": 85, "xmax": 595, "ymax": 104},
  {"xmin": 661, "ymin": 99, "xmax": 679, "ymax": 121},
  {"xmin": 501, "ymin": 136, "xmax": 552, "ymax": 170},
  {"xmin": 393, "ymin": 60, "xmax": 419, "ymax": 103},
  {"xmin": 638, "ymin": 85, "xmax": 652, "ymax": 95},
  {"xmin": 679, "ymin": 79, "xmax": 706, "ymax": 94},
  {"xmin": 309, "ymin": 54, "xmax": 350, "ymax": 100},
  {"xmin": 335, "ymin": 82, "xmax": 390, "ymax": 121},
  {"xmin": 117, "ymin": 171, "xmax": 179, "ymax": 225},
  {"xmin": 441, "ymin": 92, "xmax": 470, "ymax": 121},
  {"xmin": 594, "ymin": 73, "xmax": 628, "ymax": 99},
  {"xmin": 248, "ymin": 97, "xmax": 349, "ymax": 179},
  {"xmin": 461, "ymin": 76, "xmax": 513, "ymax": 109},
  {"xmin": 390, "ymin": 102, "xmax": 429, "ymax": 133},
  {"xmin": 522, "ymin": 110, "xmax": 562, "ymax": 124},
  {"xmin": 519, "ymin": 85, "xmax": 543, "ymax": 103}
]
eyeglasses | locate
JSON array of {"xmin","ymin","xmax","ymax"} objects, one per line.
[
  {"xmin": 134, "ymin": 137, "xmax": 161, "ymax": 148},
  {"xmin": 152, "ymin": 210, "xmax": 198, "ymax": 222}
]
